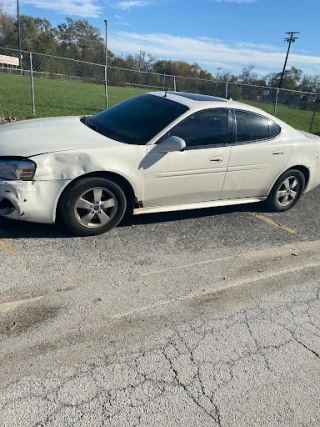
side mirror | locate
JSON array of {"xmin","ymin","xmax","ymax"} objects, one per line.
[{"xmin": 156, "ymin": 136, "xmax": 186, "ymax": 153}]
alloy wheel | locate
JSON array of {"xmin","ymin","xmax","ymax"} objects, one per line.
[
  {"xmin": 276, "ymin": 176, "xmax": 300, "ymax": 207},
  {"xmin": 74, "ymin": 187, "xmax": 118, "ymax": 228}
]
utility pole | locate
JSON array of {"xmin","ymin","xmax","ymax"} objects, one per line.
[
  {"xmin": 216, "ymin": 68, "xmax": 221, "ymax": 81},
  {"xmin": 104, "ymin": 19, "xmax": 109, "ymax": 109},
  {"xmin": 279, "ymin": 31, "xmax": 299, "ymax": 89}
]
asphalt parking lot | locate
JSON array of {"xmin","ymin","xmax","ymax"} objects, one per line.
[{"xmin": 0, "ymin": 188, "xmax": 320, "ymax": 426}]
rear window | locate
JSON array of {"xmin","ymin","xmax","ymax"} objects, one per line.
[
  {"xmin": 269, "ymin": 121, "xmax": 281, "ymax": 138},
  {"xmin": 85, "ymin": 94, "xmax": 189, "ymax": 145},
  {"xmin": 236, "ymin": 110, "xmax": 281, "ymax": 143}
]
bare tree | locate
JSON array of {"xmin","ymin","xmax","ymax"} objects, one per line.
[
  {"xmin": 135, "ymin": 51, "xmax": 156, "ymax": 72},
  {"xmin": 239, "ymin": 64, "xmax": 257, "ymax": 84}
]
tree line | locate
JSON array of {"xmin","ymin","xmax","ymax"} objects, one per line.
[{"xmin": 0, "ymin": 4, "xmax": 319, "ymax": 94}]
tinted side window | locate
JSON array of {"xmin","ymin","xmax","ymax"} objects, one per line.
[
  {"xmin": 236, "ymin": 111, "xmax": 268, "ymax": 142},
  {"xmin": 236, "ymin": 111, "xmax": 281, "ymax": 143},
  {"xmin": 269, "ymin": 121, "xmax": 281, "ymax": 138},
  {"xmin": 169, "ymin": 109, "xmax": 229, "ymax": 148}
]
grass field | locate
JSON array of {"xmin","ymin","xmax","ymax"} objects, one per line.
[
  {"xmin": 0, "ymin": 72, "xmax": 149, "ymax": 118},
  {"xmin": 243, "ymin": 99, "xmax": 320, "ymax": 134},
  {"xmin": 0, "ymin": 72, "xmax": 319, "ymax": 133}
]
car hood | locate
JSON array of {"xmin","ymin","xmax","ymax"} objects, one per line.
[{"xmin": 0, "ymin": 116, "xmax": 123, "ymax": 157}]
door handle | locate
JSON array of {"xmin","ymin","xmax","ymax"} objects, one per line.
[
  {"xmin": 210, "ymin": 157, "xmax": 223, "ymax": 162},
  {"xmin": 273, "ymin": 150, "xmax": 284, "ymax": 155}
]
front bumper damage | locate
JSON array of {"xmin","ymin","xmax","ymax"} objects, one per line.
[{"xmin": 0, "ymin": 179, "xmax": 70, "ymax": 224}]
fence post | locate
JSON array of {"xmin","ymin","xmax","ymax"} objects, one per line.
[
  {"xmin": 173, "ymin": 75, "xmax": 177, "ymax": 92},
  {"xmin": 309, "ymin": 98, "xmax": 319, "ymax": 133},
  {"xmin": 104, "ymin": 65, "xmax": 109, "ymax": 109},
  {"xmin": 29, "ymin": 51, "xmax": 36, "ymax": 117},
  {"xmin": 225, "ymin": 82, "xmax": 229, "ymax": 99},
  {"xmin": 273, "ymin": 89, "xmax": 279, "ymax": 116},
  {"xmin": 163, "ymin": 73, "xmax": 166, "ymax": 90}
]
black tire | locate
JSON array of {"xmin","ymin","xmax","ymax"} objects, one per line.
[
  {"xmin": 59, "ymin": 177, "xmax": 127, "ymax": 236},
  {"xmin": 265, "ymin": 169, "xmax": 305, "ymax": 212}
]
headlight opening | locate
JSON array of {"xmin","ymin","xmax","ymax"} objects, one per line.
[{"xmin": 0, "ymin": 159, "xmax": 37, "ymax": 181}]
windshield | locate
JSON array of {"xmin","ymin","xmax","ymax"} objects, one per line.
[{"xmin": 84, "ymin": 94, "xmax": 189, "ymax": 145}]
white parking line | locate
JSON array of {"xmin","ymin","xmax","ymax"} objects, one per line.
[{"xmin": 111, "ymin": 257, "xmax": 320, "ymax": 319}]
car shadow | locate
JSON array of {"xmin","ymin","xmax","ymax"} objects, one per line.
[{"xmin": 0, "ymin": 202, "xmax": 271, "ymax": 239}]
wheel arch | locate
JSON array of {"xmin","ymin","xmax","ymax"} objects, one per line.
[
  {"xmin": 56, "ymin": 171, "xmax": 137, "ymax": 219},
  {"xmin": 268, "ymin": 165, "xmax": 310, "ymax": 196},
  {"xmin": 291, "ymin": 165, "xmax": 310, "ymax": 191}
]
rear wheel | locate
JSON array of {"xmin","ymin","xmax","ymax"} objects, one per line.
[
  {"xmin": 265, "ymin": 169, "xmax": 305, "ymax": 212},
  {"xmin": 59, "ymin": 177, "xmax": 127, "ymax": 236}
]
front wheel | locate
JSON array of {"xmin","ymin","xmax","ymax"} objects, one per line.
[
  {"xmin": 265, "ymin": 169, "xmax": 305, "ymax": 212},
  {"xmin": 59, "ymin": 177, "xmax": 127, "ymax": 236}
]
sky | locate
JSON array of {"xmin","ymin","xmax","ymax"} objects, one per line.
[{"xmin": 4, "ymin": 0, "xmax": 320, "ymax": 78}]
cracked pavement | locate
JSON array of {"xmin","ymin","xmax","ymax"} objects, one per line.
[{"xmin": 0, "ymin": 190, "xmax": 320, "ymax": 426}]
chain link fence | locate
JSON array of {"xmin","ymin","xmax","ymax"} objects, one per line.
[{"xmin": 0, "ymin": 46, "xmax": 319, "ymax": 134}]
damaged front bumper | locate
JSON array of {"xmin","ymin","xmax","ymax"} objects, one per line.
[{"xmin": 0, "ymin": 179, "xmax": 70, "ymax": 224}]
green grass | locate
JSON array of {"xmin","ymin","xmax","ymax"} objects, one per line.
[
  {"xmin": 0, "ymin": 72, "xmax": 148, "ymax": 118},
  {"xmin": 0, "ymin": 72, "xmax": 319, "ymax": 134},
  {"xmin": 242, "ymin": 99, "xmax": 320, "ymax": 134}
]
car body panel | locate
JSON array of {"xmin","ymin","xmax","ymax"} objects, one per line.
[
  {"xmin": 306, "ymin": 166, "xmax": 320, "ymax": 193},
  {"xmin": 0, "ymin": 116, "xmax": 122, "ymax": 157},
  {"xmin": 142, "ymin": 145, "xmax": 231, "ymax": 206},
  {"xmin": 133, "ymin": 197, "xmax": 264, "ymax": 215},
  {"xmin": 285, "ymin": 137, "xmax": 320, "ymax": 193},
  {"xmin": 0, "ymin": 180, "xmax": 70, "ymax": 223},
  {"xmin": 32, "ymin": 144, "xmax": 146, "ymax": 200},
  {"xmin": 220, "ymin": 135, "xmax": 293, "ymax": 199}
]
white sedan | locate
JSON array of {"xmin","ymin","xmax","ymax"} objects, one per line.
[{"xmin": 0, "ymin": 92, "xmax": 320, "ymax": 236}]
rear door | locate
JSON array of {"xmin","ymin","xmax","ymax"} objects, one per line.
[{"xmin": 220, "ymin": 109, "xmax": 292, "ymax": 200}]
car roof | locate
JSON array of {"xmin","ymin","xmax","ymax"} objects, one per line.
[
  {"xmin": 150, "ymin": 91, "xmax": 226, "ymax": 107},
  {"xmin": 171, "ymin": 92, "xmax": 228, "ymax": 102},
  {"xmin": 150, "ymin": 91, "xmax": 288, "ymax": 125}
]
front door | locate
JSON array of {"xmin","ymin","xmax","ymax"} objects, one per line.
[{"xmin": 143, "ymin": 108, "xmax": 232, "ymax": 207}]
